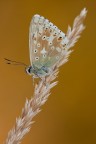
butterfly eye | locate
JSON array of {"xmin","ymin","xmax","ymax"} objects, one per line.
[
  {"xmin": 35, "ymin": 57, "xmax": 39, "ymax": 60},
  {"xmin": 34, "ymin": 49, "xmax": 38, "ymax": 53},
  {"xmin": 42, "ymin": 35, "xmax": 46, "ymax": 40}
]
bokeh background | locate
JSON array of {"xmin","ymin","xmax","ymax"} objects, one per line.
[{"xmin": 0, "ymin": 0, "xmax": 96, "ymax": 144}]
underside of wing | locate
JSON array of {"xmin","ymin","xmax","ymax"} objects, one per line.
[{"xmin": 29, "ymin": 14, "xmax": 69, "ymax": 68}]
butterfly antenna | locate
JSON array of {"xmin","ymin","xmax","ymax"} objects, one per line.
[{"xmin": 4, "ymin": 58, "xmax": 28, "ymax": 67}]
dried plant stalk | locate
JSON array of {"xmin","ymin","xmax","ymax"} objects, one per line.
[{"xmin": 5, "ymin": 8, "xmax": 87, "ymax": 144}]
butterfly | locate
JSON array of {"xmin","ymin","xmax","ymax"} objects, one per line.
[
  {"xmin": 26, "ymin": 14, "xmax": 69, "ymax": 78},
  {"xmin": 5, "ymin": 14, "xmax": 69, "ymax": 82}
]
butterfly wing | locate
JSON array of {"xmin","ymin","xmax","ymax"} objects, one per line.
[{"xmin": 29, "ymin": 14, "xmax": 69, "ymax": 69}]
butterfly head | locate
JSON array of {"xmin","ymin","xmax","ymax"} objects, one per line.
[{"xmin": 25, "ymin": 66, "xmax": 33, "ymax": 75}]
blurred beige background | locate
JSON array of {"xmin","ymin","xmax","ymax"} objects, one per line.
[{"xmin": 0, "ymin": 0, "xmax": 96, "ymax": 144}]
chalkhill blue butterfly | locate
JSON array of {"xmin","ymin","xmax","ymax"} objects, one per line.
[{"xmin": 5, "ymin": 14, "xmax": 69, "ymax": 81}]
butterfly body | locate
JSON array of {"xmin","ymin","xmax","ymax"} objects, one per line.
[{"xmin": 26, "ymin": 64, "xmax": 51, "ymax": 78}]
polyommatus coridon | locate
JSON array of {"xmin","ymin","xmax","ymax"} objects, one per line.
[{"xmin": 5, "ymin": 14, "xmax": 69, "ymax": 81}]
